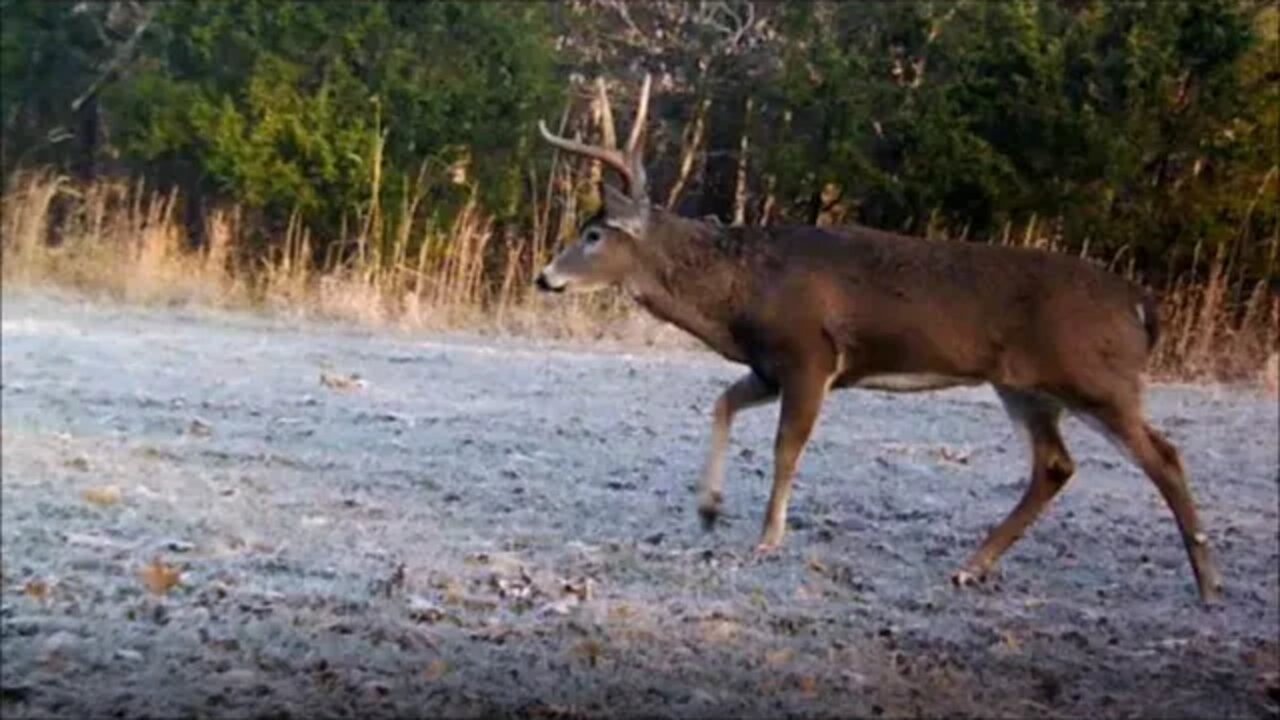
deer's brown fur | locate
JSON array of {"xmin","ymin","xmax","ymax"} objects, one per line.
[{"xmin": 535, "ymin": 75, "xmax": 1222, "ymax": 604}]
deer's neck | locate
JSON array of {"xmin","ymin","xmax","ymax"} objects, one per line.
[{"xmin": 626, "ymin": 213, "xmax": 750, "ymax": 363}]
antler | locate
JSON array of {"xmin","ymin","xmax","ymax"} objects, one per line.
[
  {"xmin": 538, "ymin": 73, "xmax": 652, "ymax": 201},
  {"xmin": 625, "ymin": 73, "xmax": 651, "ymax": 160}
]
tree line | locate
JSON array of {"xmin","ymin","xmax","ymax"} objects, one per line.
[{"xmin": 2, "ymin": 0, "xmax": 1275, "ymax": 293}]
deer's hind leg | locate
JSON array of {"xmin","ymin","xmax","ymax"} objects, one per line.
[
  {"xmin": 1078, "ymin": 400, "xmax": 1223, "ymax": 604},
  {"xmin": 953, "ymin": 387, "xmax": 1075, "ymax": 587}
]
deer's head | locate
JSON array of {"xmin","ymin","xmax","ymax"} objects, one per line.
[{"xmin": 535, "ymin": 75, "xmax": 656, "ymax": 295}]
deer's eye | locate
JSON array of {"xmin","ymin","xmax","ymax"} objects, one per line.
[{"xmin": 583, "ymin": 229, "xmax": 602, "ymax": 245}]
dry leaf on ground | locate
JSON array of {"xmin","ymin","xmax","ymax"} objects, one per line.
[
  {"xmin": 82, "ymin": 485, "xmax": 123, "ymax": 506},
  {"xmin": 23, "ymin": 579, "xmax": 51, "ymax": 602},
  {"xmin": 572, "ymin": 639, "xmax": 604, "ymax": 667},
  {"xmin": 936, "ymin": 446, "xmax": 972, "ymax": 465},
  {"xmin": 766, "ymin": 648, "xmax": 794, "ymax": 667},
  {"xmin": 423, "ymin": 658, "xmax": 448, "ymax": 681},
  {"xmin": 320, "ymin": 372, "xmax": 366, "ymax": 391},
  {"xmin": 138, "ymin": 558, "xmax": 182, "ymax": 595},
  {"xmin": 187, "ymin": 417, "xmax": 213, "ymax": 436}
]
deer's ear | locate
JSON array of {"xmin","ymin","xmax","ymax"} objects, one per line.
[{"xmin": 601, "ymin": 183, "xmax": 648, "ymax": 238}]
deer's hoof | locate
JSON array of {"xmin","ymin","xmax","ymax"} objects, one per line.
[
  {"xmin": 950, "ymin": 567, "xmax": 985, "ymax": 588},
  {"xmin": 1199, "ymin": 580, "xmax": 1225, "ymax": 607},
  {"xmin": 752, "ymin": 542, "xmax": 781, "ymax": 559},
  {"xmin": 698, "ymin": 503, "xmax": 720, "ymax": 531}
]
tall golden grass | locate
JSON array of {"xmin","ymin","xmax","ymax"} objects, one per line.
[
  {"xmin": 1, "ymin": 167, "xmax": 1275, "ymax": 385},
  {"xmin": 0, "ymin": 167, "xmax": 683, "ymax": 348}
]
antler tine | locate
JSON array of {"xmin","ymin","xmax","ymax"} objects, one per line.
[
  {"xmin": 537, "ymin": 120, "xmax": 635, "ymax": 193},
  {"xmin": 596, "ymin": 77, "xmax": 618, "ymax": 150},
  {"xmin": 624, "ymin": 73, "xmax": 653, "ymax": 158}
]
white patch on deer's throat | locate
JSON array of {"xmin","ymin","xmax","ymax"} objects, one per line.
[
  {"xmin": 853, "ymin": 373, "xmax": 974, "ymax": 392},
  {"xmin": 1134, "ymin": 302, "xmax": 1146, "ymax": 326}
]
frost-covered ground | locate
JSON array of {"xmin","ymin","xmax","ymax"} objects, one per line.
[{"xmin": 2, "ymin": 289, "xmax": 1277, "ymax": 719}]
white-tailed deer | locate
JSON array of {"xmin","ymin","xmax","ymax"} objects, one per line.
[{"xmin": 534, "ymin": 75, "xmax": 1222, "ymax": 603}]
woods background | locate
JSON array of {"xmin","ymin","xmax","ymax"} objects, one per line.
[{"xmin": 2, "ymin": 0, "xmax": 1276, "ymax": 379}]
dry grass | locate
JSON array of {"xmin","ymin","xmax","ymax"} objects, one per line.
[
  {"xmin": 1153, "ymin": 247, "xmax": 1278, "ymax": 385},
  {"xmin": 2, "ymin": 168, "xmax": 1274, "ymax": 385},
  {"xmin": 0, "ymin": 168, "xmax": 682, "ymax": 349},
  {"xmin": 1, "ymin": 172, "xmax": 240, "ymax": 308}
]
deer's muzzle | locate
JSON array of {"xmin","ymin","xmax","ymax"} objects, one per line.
[{"xmin": 535, "ymin": 271, "xmax": 565, "ymax": 293}]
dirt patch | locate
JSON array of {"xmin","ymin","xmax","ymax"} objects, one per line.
[{"xmin": 3, "ymin": 289, "xmax": 1278, "ymax": 718}]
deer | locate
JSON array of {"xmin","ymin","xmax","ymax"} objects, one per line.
[{"xmin": 533, "ymin": 74, "xmax": 1223, "ymax": 604}]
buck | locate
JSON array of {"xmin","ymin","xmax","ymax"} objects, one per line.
[{"xmin": 534, "ymin": 75, "xmax": 1222, "ymax": 603}]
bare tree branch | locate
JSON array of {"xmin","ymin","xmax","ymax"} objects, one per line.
[
  {"xmin": 666, "ymin": 94, "xmax": 712, "ymax": 208},
  {"xmin": 71, "ymin": 2, "xmax": 157, "ymax": 112}
]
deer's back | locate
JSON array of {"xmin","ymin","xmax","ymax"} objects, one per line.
[{"xmin": 734, "ymin": 224, "xmax": 1154, "ymax": 395}]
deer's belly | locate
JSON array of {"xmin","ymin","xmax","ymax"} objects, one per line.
[{"xmin": 846, "ymin": 373, "xmax": 979, "ymax": 392}]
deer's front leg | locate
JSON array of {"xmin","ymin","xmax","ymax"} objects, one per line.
[
  {"xmin": 756, "ymin": 366, "xmax": 829, "ymax": 553},
  {"xmin": 698, "ymin": 372, "xmax": 778, "ymax": 529}
]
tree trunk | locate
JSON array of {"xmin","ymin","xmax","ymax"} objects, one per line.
[
  {"xmin": 732, "ymin": 96, "xmax": 754, "ymax": 225},
  {"xmin": 807, "ymin": 187, "xmax": 824, "ymax": 226},
  {"xmin": 666, "ymin": 94, "xmax": 711, "ymax": 210},
  {"xmin": 72, "ymin": 94, "xmax": 100, "ymax": 182},
  {"xmin": 759, "ymin": 174, "xmax": 777, "ymax": 227}
]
